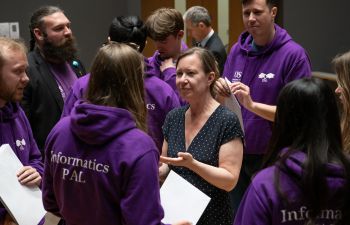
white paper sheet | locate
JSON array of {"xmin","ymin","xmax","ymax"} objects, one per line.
[
  {"xmin": 160, "ymin": 170, "xmax": 210, "ymax": 225},
  {"xmin": 224, "ymin": 77, "xmax": 244, "ymax": 133},
  {"xmin": 0, "ymin": 144, "xmax": 46, "ymax": 225},
  {"xmin": 43, "ymin": 212, "xmax": 61, "ymax": 225}
]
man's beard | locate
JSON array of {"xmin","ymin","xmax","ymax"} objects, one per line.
[
  {"xmin": 0, "ymin": 80, "xmax": 19, "ymax": 104},
  {"xmin": 42, "ymin": 36, "xmax": 78, "ymax": 63}
]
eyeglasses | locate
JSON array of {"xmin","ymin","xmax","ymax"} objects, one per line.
[{"xmin": 102, "ymin": 41, "xmax": 140, "ymax": 51}]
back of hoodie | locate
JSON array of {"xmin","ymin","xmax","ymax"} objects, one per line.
[
  {"xmin": 42, "ymin": 101, "xmax": 165, "ymax": 225},
  {"xmin": 234, "ymin": 150, "xmax": 347, "ymax": 225}
]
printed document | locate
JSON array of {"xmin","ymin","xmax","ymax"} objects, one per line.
[
  {"xmin": 0, "ymin": 144, "xmax": 45, "ymax": 225},
  {"xmin": 160, "ymin": 170, "xmax": 210, "ymax": 225},
  {"xmin": 224, "ymin": 77, "xmax": 244, "ymax": 133}
]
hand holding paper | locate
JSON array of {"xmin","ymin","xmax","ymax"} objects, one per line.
[
  {"xmin": 229, "ymin": 81, "xmax": 254, "ymax": 110},
  {"xmin": 17, "ymin": 166, "xmax": 41, "ymax": 186},
  {"xmin": 0, "ymin": 144, "xmax": 46, "ymax": 225},
  {"xmin": 214, "ymin": 77, "xmax": 231, "ymax": 97},
  {"xmin": 226, "ymin": 78, "xmax": 276, "ymax": 122}
]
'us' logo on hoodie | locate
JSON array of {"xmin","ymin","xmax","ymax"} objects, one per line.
[
  {"xmin": 16, "ymin": 138, "xmax": 26, "ymax": 150},
  {"xmin": 258, "ymin": 72, "xmax": 275, "ymax": 82}
]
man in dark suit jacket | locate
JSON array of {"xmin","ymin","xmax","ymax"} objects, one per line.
[
  {"xmin": 184, "ymin": 6, "xmax": 227, "ymax": 74},
  {"xmin": 22, "ymin": 6, "xmax": 85, "ymax": 157}
]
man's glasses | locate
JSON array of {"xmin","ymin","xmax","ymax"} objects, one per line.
[{"xmin": 102, "ymin": 41, "xmax": 140, "ymax": 51}]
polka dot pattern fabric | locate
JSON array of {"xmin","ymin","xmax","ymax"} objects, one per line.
[{"xmin": 163, "ymin": 105, "xmax": 244, "ymax": 225}]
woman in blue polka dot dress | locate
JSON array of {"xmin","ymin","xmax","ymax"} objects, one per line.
[{"xmin": 160, "ymin": 47, "xmax": 244, "ymax": 225}]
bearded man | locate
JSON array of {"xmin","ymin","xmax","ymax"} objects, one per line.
[{"xmin": 22, "ymin": 6, "xmax": 86, "ymax": 157}]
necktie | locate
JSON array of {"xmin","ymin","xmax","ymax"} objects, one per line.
[{"xmin": 195, "ymin": 42, "xmax": 202, "ymax": 47}]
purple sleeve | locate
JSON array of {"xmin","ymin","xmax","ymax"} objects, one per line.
[
  {"xmin": 42, "ymin": 133, "xmax": 61, "ymax": 217},
  {"xmin": 61, "ymin": 81, "xmax": 85, "ymax": 118},
  {"xmin": 120, "ymin": 150, "xmax": 165, "ymax": 225},
  {"xmin": 61, "ymin": 74, "xmax": 89, "ymax": 118},
  {"xmin": 21, "ymin": 108, "xmax": 44, "ymax": 176},
  {"xmin": 161, "ymin": 67, "xmax": 177, "ymax": 92},
  {"xmin": 166, "ymin": 89, "xmax": 181, "ymax": 111},
  {"xmin": 161, "ymin": 68, "xmax": 188, "ymax": 106},
  {"xmin": 28, "ymin": 136, "xmax": 43, "ymax": 177},
  {"xmin": 61, "ymin": 88, "xmax": 79, "ymax": 118},
  {"xmin": 233, "ymin": 183, "xmax": 271, "ymax": 225},
  {"xmin": 284, "ymin": 54, "xmax": 312, "ymax": 83}
]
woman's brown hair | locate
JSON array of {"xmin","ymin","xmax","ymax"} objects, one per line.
[
  {"xmin": 332, "ymin": 51, "xmax": 350, "ymax": 153},
  {"xmin": 87, "ymin": 42, "xmax": 147, "ymax": 132}
]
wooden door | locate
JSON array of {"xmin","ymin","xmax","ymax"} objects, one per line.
[
  {"xmin": 141, "ymin": 0, "xmax": 174, "ymax": 57},
  {"xmin": 229, "ymin": 1, "xmax": 244, "ymax": 52}
]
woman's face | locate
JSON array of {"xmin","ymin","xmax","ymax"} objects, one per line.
[{"xmin": 176, "ymin": 54, "xmax": 213, "ymax": 101}]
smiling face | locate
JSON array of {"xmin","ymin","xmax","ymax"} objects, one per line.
[
  {"xmin": 242, "ymin": 0, "xmax": 277, "ymax": 44},
  {"xmin": 0, "ymin": 49, "xmax": 29, "ymax": 107},
  {"xmin": 176, "ymin": 53, "xmax": 214, "ymax": 101}
]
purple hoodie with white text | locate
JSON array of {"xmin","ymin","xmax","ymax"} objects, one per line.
[
  {"xmin": 223, "ymin": 25, "xmax": 312, "ymax": 155},
  {"xmin": 234, "ymin": 150, "xmax": 347, "ymax": 225},
  {"xmin": 43, "ymin": 101, "xmax": 166, "ymax": 225},
  {"xmin": 61, "ymin": 58, "xmax": 180, "ymax": 151}
]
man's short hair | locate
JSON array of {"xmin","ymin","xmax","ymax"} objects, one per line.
[
  {"xmin": 241, "ymin": 0, "xmax": 278, "ymax": 8},
  {"xmin": 0, "ymin": 37, "xmax": 27, "ymax": 70},
  {"xmin": 145, "ymin": 8, "xmax": 184, "ymax": 41},
  {"xmin": 29, "ymin": 5, "xmax": 63, "ymax": 50},
  {"xmin": 183, "ymin": 6, "xmax": 211, "ymax": 27}
]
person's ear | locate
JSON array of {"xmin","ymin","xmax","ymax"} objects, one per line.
[
  {"xmin": 271, "ymin": 7, "xmax": 277, "ymax": 20},
  {"xmin": 208, "ymin": 71, "xmax": 216, "ymax": 85},
  {"xmin": 177, "ymin": 30, "xmax": 184, "ymax": 39},
  {"xmin": 198, "ymin": 22, "xmax": 206, "ymax": 29},
  {"xmin": 33, "ymin": 28, "xmax": 44, "ymax": 41},
  {"xmin": 107, "ymin": 36, "xmax": 111, "ymax": 42}
]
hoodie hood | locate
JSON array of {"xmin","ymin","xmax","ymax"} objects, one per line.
[
  {"xmin": 0, "ymin": 102, "xmax": 19, "ymax": 122},
  {"xmin": 70, "ymin": 101, "xmax": 137, "ymax": 145},
  {"xmin": 147, "ymin": 51, "xmax": 162, "ymax": 80},
  {"xmin": 281, "ymin": 149, "xmax": 346, "ymax": 190},
  {"xmin": 0, "ymin": 102, "xmax": 20, "ymax": 146},
  {"xmin": 239, "ymin": 24, "xmax": 292, "ymax": 56},
  {"xmin": 143, "ymin": 57, "xmax": 155, "ymax": 78}
]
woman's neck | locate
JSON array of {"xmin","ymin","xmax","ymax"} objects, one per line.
[{"xmin": 188, "ymin": 95, "xmax": 219, "ymax": 118}]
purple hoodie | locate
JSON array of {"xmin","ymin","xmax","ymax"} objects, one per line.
[
  {"xmin": 223, "ymin": 25, "xmax": 312, "ymax": 155},
  {"xmin": 0, "ymin": 102, "xmax": 43, "ymax": 224},
  {"xmin": 43, "ymin": 101, "xmax": 166, "ymax": 225},
  {"xmin": 234, "ymin": 150, "xmax": 347, "ymax": 225},
  {"xmin": 62, "ymin": 58, "xmax": 180, "ymax": 151}
]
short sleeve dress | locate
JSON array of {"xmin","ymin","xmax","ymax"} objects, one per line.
[{"xmin": 163, "ymin": 104, "xmax": 244, "ymax": 225}]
